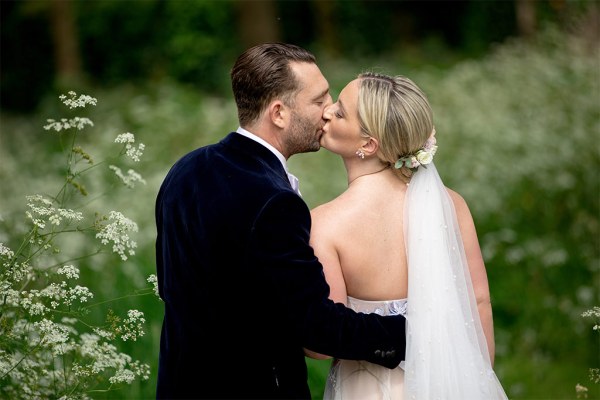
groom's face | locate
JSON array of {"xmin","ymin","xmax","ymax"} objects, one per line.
[{"xmin": 283, "ymin": 62, "xmax": 331, "ymax": 156}]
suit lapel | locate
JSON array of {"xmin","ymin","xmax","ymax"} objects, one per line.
[{"xmin": 221, "ymin": 132, "xmax": 291, "ymax": 188}]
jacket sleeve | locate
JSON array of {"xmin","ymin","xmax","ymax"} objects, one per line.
[{"xmin": 250, "ymin": 191, "xmax": 406, "ymax": 368}]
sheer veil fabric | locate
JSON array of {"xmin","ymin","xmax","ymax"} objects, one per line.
[{"xmin": 403, "ymin": 163, "xmax": 508, "ymax": 399}]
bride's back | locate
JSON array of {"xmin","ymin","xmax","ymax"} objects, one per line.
[{"xmin": 310, "ymin": 170, "xmax": 408, "ymax": 302}]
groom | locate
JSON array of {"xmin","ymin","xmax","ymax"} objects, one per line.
[{"xmin": 155, "ymin": 43, "xmax": 406, "ymax": 399}]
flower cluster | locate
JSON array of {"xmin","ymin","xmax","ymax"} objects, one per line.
[
  {"xmin": 0, "ymin": 92, "xmax": 157, "ymax": 399},
  {"xmin": 581, "ymin": 306, "xmax": 600, "ymax": 332},
  {"xmin": 95, "ymin": 211, "xmax": 139, "ymax": 261},
  {"xmin": 394, "ymin": 129, "xmax": 438, "ymax": 172},
  {"xmin": 0, "ymin": 240, "xmax": 154, "ymax": 398},
  {"xmin": 25, "ymin": 194, "xmax": 84, "ymax": 229},
  {"xmin": 147, "ymin": 274, "xmax": 160, "ymax": 298},
  {"xmin": 577, "ymin": 306, "xmax": 600, "ymax": 395},
  {"xmin": 59, "ymin": 91, "xmax": 98, "ymax": 109},
  {"xmin": 115, "ymin": 132, "xmax": 145, "ymax": 162},
  {"xmin": 44, "ymin": 116, "xmax": 94, "ymax": 132},
  {"xmin": 109, "ymin": 165, "xmax": 146, "ymax": 188}
]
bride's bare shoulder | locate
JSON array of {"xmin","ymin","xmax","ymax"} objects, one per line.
[
  {"xmin": 311, "ymin": 196, "xmax": 342, "ymax": 223},
  {"xmin": 446, "ymin": 187, "xmax": 465, "ymax": 204},
  {"xmin": 445, "ymin": 187, "xmax": 474, "ymax": 220},
  {"xmin": 311, "ymin": 192, "xmax": 357, "ymax": 227},
  {"xmin": 309, "ymin": 199, "xmax": 343, "ymax": 246}
]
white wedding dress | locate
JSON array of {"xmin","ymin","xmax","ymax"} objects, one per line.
[
  {"xmin": 324, "ymin": 297, "xmax": 408, "ymax": 400},
  {"xmin": 323, "ymin": 163, "xmax": 508, "ymax": 400}
]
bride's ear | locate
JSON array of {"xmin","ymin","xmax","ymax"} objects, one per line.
[{"xmin": 361, "ymin": 136, "xmax": 379, "ymax": 157}]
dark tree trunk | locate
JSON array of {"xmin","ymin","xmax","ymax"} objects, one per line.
[
  {"xmin": 236, "ymin": 0, "xmax": 282, "ymax": 49},
  {"xmin": 312, "ymin": 0, "xmax": 338, "ymax": 55},
  {"xmin": 49, "ymin": 0, "xmax": 82, "ymax": 85},
  {"xmin": 516, "ymin": 0, "xmax": 537, "ymax": 37}
]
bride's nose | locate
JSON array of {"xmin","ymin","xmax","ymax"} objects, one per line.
[{"xmin": 323, "ymin": 104, "xmax": 334, "ymax": 121}]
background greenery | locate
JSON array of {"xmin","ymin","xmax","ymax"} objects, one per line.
[{"xmin": 1, "ymin": 1, "xmax": 598, "ymax": 399}]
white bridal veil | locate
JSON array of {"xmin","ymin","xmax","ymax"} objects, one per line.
[{"xmin": 403, "ymin": 163, "xmax": 508, "ymax": 399}]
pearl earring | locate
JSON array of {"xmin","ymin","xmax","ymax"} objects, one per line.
[{"xmin": 355, "ymin": 149, "xmax": 365, "ymax": 159}]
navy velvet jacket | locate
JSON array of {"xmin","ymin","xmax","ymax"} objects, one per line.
[{"xmin": 155, "ymin": 132, "xmax": 406, "ymax": 399}]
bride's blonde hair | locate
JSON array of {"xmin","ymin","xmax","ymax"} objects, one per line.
[{"xmin": 357, "ymin": 72, "xmax": 434, "ymax": 166}]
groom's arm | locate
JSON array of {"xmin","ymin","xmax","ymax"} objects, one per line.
[{"xmin": 251, "ymin": 191, "xmax": 406, "ymax": 368}]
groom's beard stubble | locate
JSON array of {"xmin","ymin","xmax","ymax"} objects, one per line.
[{"xmin": 285, "ymin": 111, "xmax": 323, "ymax": 156}]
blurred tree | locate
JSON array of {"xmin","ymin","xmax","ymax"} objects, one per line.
[
  {"xmin": 77, "ymin": 0, "xmax": 166, "ymax": 86},
  {"xmin": 49, "ymin": 0, "xmax": 83, "ymax": 86},
  {"xmin": 516, "ymin": 0, "xmax": 537, "ymax": 37},
  {"xmin": 160, "ymin": 1, "xmax": 237, "ymax": 93},
  {"xmin": 235, "ymin": 0, "xmax": 281, "ymax": 48},
  {"xmin": 311, "ymin": 0, "xmax": 338, "ymax": 55},
  {"xmin": 4, "ymin": 0, "xmax": 587, "ymax": 113}
]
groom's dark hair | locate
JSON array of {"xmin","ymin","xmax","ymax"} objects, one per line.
[{"xmin": 231, "ymin": 43, "xmax": 316, "ymax": 127}]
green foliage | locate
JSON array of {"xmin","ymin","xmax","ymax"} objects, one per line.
[
  {"xmin": 432, "ymin": 27, "xmax": 599, "ymax": 393},
  {"xmin": 77, "ymin": 0, "xmax": 238, "ymax": 94}
]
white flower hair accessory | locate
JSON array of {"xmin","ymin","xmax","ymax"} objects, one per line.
[{"xmin": 394, "ymin": 127, "xmax": 438, "ymax": 172}]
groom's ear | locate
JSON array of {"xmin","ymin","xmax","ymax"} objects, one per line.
[
  {"xmin": 362, "ymin": 136, "xmax": 379, "ymax": 156},
  {"xmin": 269, "ymin": 100, "xmax": 288, "ymax": 129}
]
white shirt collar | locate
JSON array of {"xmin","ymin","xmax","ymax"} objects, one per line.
[
  {"xmin": 235, "ymin": 127, "xmax": 288, "ymax": 173},
  {"xmin": 235, "ymin": 127, "xmax": 300, "ymax": 195}
]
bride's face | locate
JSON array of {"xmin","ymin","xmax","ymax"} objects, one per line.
[{"xmin": 321, "ymin": 79, "xmax": 366, "ymax": 157}]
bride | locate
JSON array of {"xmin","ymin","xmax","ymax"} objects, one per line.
[{"xmin": 306, "ymin": 72, "xmax": 508, "ymax": 399}]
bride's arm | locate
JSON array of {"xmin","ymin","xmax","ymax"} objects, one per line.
[
  {"xmin": 448, "ymin": 189, "xmax": 496, "ymax": 366},
  {"xmin": 304, "ymin": 205, "xmax": 348, "ymax": 360}
]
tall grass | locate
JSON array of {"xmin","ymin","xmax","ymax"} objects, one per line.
[{"xmin": 1, "ymin": 24, "xmax": 598, "ymax": 399}]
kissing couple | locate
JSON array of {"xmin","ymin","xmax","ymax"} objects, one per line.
[{"xmin": 155, "ymin": 43, "xmax": 508, "ymax": 400}]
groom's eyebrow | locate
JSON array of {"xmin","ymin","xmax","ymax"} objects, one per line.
[{"xmin": 313, "ymin": 87, "xmax": 330, "ymax": 101}]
